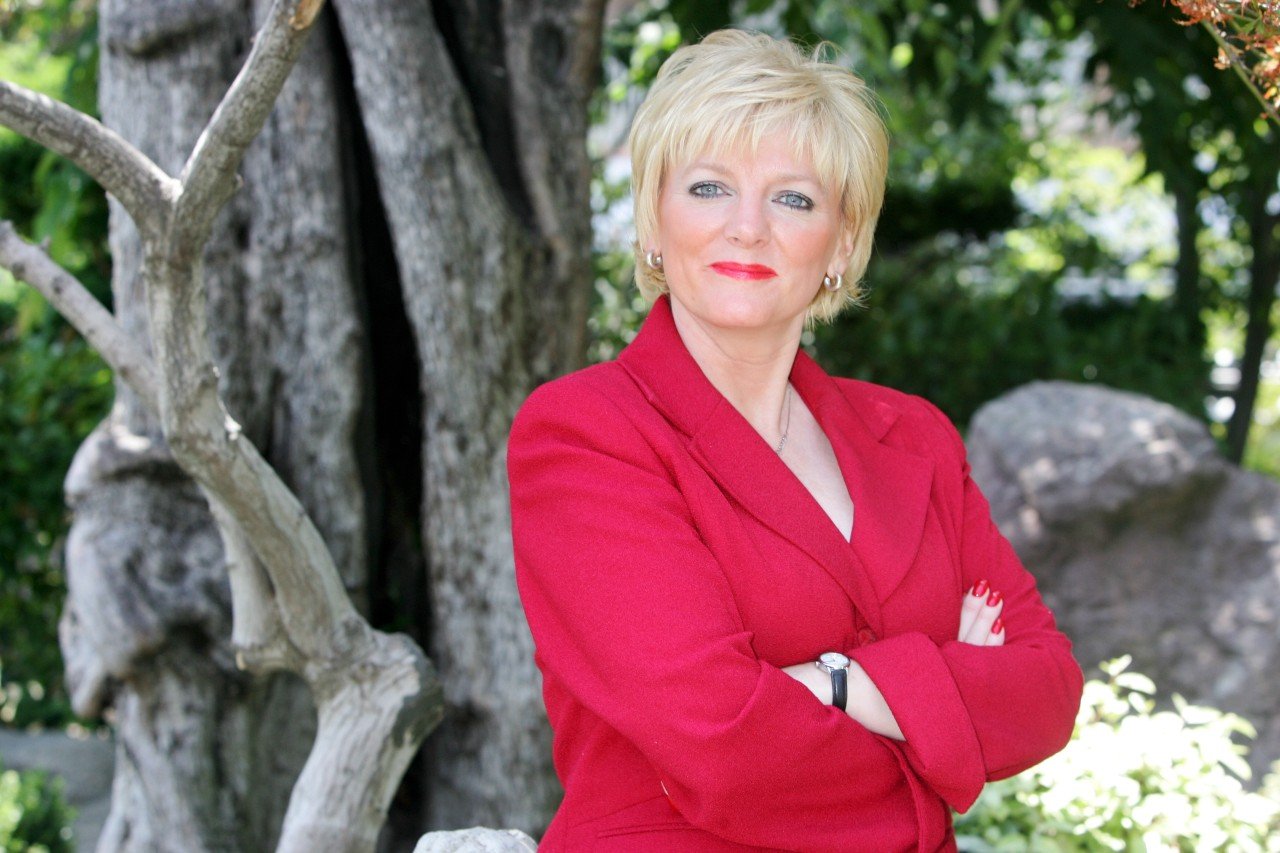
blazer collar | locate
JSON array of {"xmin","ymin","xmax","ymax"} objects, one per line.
[{"xmin": 617, "ymin": 297, "xmax": 933, "ymax": 631}]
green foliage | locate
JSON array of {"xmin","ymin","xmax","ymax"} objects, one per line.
[
  {"xmin": 1244, "ymin": 372, "xmax": 1280, "ymax": 477},
  {"xmin": 0, "ymin": 763, "xmax": 75, "ymax": 853},
  {"xmin": 815, "ymin": 141, "xmax": 1209, "ymax": 427},
  {"xmin": 956, "ymin": 658, "xmax": 1280, "ymax": 851},
  {"xmin": 0, "ymin": 0, "xmax": 109, "ymax": 728},
  {"xmin": 0, "ymin": 14, "xmax": 109, "ymax": 303},
  {"xmin": 813, "ymin": 248, "xmax": 1208, "ymax": 428},
  {"xmin": 0, "ymin": 301, "xmax": 113, "ymax": 728}
]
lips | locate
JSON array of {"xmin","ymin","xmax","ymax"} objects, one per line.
[{"xmin": 710, "ymin": 262, "xmax": 778, "ymax": 280}]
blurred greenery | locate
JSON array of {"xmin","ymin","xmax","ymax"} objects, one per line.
[
  {"xmin": 0, "ymin": 761, "xmax": 75, "ymax": 853},
  {"xmin": 0, "ymin": 0, "xmax": 109, "ymax": 729},
  {"xmin": 956, "ymin": 658, "xmax": 1280, "ymax": 851}
]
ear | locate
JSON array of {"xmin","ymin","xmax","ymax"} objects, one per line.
[{"xmin": 831, "ymin": 220, "xmax": 858, "ymax": 277}]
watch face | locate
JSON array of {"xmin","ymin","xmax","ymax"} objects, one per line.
[{"xmin": 819, "ymin": 651, "xmax": 850, "ymax": 670}]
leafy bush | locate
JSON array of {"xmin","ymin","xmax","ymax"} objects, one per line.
[
  {"xmin": 0, "ymin": 763, "xmax": 75, "ymax": 853},
  {"xmin": 956, "ymin": 657, "xmax": 1280, "ymax": 852}
]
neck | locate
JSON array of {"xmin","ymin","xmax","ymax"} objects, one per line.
[{"xmin": 670, "ymin": 300, "xmax": 802, "ymax": 446}]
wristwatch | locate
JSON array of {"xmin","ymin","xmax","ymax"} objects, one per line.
[{"xmin": 814, "ymin": 651, "xmax": 851, "ymax": 711}]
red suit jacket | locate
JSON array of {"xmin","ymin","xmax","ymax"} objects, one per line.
[{"xmin": 508, "ymin": 296, "xmax": 1082, "ymax": 851}]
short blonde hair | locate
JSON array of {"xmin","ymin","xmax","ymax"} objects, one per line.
[{"xmin": 628, "ymin": 29, "xmax": 889, "ymax": 324}]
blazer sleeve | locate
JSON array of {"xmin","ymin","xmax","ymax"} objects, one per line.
[
  {"xmin": 509, "ymin": 379, "xmax": 926, "ymax": 850},
  {"xmin": 847, "ymin": 395, "xmax": 1084, "ymax": 812}
]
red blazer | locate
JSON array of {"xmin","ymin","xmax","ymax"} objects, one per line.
[{"xmin": 508, "ymin": 297, "xmax": 1082, "ymax": 852}]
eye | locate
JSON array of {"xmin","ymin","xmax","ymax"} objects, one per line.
[
  {"xmin": 688, "ymin": 181, "xmax": 725, "ymax": 199},
  {"xmin": 776, "ymin": 191, "xmax": 814, "ymax": 211}
]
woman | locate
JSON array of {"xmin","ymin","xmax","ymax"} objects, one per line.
[{"xmin": 507, "ymin": 29, "xmax": 1082, "ymax": 851}]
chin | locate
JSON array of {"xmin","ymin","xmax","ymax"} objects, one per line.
[{"xmin": 703, "ymin": 293, "xmax": 801, "ymax": 331}]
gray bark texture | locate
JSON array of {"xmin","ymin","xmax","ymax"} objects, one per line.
[
  {"xmin": 30, "ymin": 0, "xmax": 602, "ymax": 848},
  {"xmin": 330, "ymin": 0, "xmax": 600, "ymax": 830},
  {"xmin": 60, "ymin": 2, "xmax": 325, "ymax": 849}
]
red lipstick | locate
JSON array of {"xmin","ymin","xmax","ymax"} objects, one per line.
[{"xmin": 710, "ymin": 262, "xmax": 777, "ymax": 280}]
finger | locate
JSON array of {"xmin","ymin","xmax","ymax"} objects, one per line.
[
  {"xmin": 961, "ymin": 589, "xmax": 1004, "ymax": 645},
  {"xmin": 957, "ymin": 579, "xmax": 989, "ymax": 641},
  {"xmin": 988, "ymin": 616, "xmax": 1006, "ymax": 647}
]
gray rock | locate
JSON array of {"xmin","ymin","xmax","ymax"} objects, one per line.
[
  {"xmin": 412, "ymin": 827, "xmax": 537, "ymax": 853},
  {"xmin": 969, "ymin": 381, "xmax": 1280, "ymax": 781}
]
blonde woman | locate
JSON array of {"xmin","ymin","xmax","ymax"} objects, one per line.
[{"xmin": 508, "ymin": 29, "xmax": 1082, "ymax": 851}]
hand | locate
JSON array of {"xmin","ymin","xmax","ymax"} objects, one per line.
[{"xmin": 957, "ymin": 579, "xmax": 1005, "ymax": 647}]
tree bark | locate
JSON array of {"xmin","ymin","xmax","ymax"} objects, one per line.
[
  {"xmin": 3, "ymin": 0, "xmax": 605, "ymax": 846},
  {"xmin": 1172, "ymin": 180, "xmax": 1205, "ymax": 355},
  {"xmin": 53, "ymin": 0, "xmax": 383, "ymax": 848},
  {"xmin": 331, "ymin": 0, "xmax": 600, "ymax": 832},
  {"xmin": 59, "ymin": 4, "xmax": 302, "ymax": 850}
]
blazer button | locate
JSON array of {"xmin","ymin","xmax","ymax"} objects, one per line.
[{"xmin": 857, "ymin": 627, "xmax": 877, "ymax": 645}]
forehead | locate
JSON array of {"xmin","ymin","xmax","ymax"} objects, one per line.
[{"xmin": 671, "ymin": 126, "xmax": 829, "ymax": 185}]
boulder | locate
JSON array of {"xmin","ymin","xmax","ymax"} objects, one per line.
[
  {"xmin": 413, "ymin": 827, "xmax": 537, "ymax": 852},
  {"xmin": 968, "ymin": 381, "xmax": 1280, "ymax": 781}
]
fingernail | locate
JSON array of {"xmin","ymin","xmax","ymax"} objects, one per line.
[
  {"xmin": 987, "ymin": 590, "xmax": 1002, "ymax": 607},
  {"xmin": 972, "ymin": 579, "xmax": 989, "ymax": 597},
  {"xmin": 991, "ymin": 618, "xmax": 1004, "ymax": 635}
]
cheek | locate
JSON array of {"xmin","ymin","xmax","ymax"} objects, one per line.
[
  {"xmin": 659, "ymin": 204, "xmax": 718, "ymax": 257},
  {"xmin": 779, "ymin": 225, "xmax": 839, "ymax": 269}
]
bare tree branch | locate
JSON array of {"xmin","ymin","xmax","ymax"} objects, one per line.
[
  {"xmin": 5, "ymin": 0, "xmax": 443, "ymax": 845},
  {"xmin": 207, "ymin": 495, "xmax": 302, "ymax": 673},
  {"xmin": 171, "ymin": 0, "xmax": 326, "ymax": 263},
  {"xmin": 0, "ymin": 81, "xmax": 177, "ymax": 237},
  {"xmin": 0, "ymin": 220, "xmax": 161, "ymax": 410},
  {"xmin": 142, "ymin": 248, "xmax": 362, "ymax": 658}
]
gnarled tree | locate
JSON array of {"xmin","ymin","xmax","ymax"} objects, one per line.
[{"xmin": 0, "ymin": 0, "xmax": 601, "ymax": 848}]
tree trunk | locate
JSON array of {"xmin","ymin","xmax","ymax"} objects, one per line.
[
  {"xmin": 1172, "ymin": 180, "xmax": 1204, "ymax": 355},
  {"xmin": 1226, "ymin": 177, "xmax": 1280, "ymax": 464},
  {"xmin": 59, "ymin": 1, "xmax": 369, "ymax": 849},
  {"xmin": 331, "ymin": 0, "xmax": 600, "ymax": 831},
  {"xmin": 52, "ymin": 0, "xmax": 603, "ymax": 847}
]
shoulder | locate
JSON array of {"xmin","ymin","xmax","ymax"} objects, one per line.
[
  {"xmin": 508, "ymin": 362, "xmax": 662, "ymax": 468},
  {"xmin": 512, "ymin": 362, "xmax": 644, "ymax": 434}
]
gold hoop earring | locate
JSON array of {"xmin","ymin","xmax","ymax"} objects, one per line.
[
  {"xmin": 822, "ymin": 272, "xmax": 843, "ymax": 292},
  {"xmin": 645, "ymin": 250, "xmax": 664, "ymax": 271}
]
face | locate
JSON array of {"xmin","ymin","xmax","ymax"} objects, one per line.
[{"xmin": 654, "ymin": 129, "xmax": 852, "ymax": 341}]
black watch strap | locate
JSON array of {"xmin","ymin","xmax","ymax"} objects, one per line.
[{"xmin": 830, "ymin": 667, "xmax": 848, "ymax": 712}]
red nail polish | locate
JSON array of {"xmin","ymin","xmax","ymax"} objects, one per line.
[
  {"xmin": 972, "ymin": 579, "xmax": 989, "ymax": 597},
  {"xmin": 991, "ymin": 618, "xmax": 1004, "ymax": 635},
  {"xmin": 987, "ymin": 590, "xmax": 1002, "ymax": 607}
]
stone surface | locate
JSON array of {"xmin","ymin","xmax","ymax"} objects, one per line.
[
  {"xmin": 969, "ymin": 381, "xmax": 1280, "ymax": 781},
  {"xmin": 0, "ymin": 727, "xmax": 114, "ymax": 849},
  {"xmin": 412, "ymin": 828, "xmax": 537, "ymax": 853}
]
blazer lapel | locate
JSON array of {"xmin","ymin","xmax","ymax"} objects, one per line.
[
  {"xmin": 618, "ymin": 298, "xmax": 933, "ymax": 635},
  {"xmin": 791, "ymin": 354, "xmax": 934, "ymax": 608},
  {"xmin": 685, "ymin": 398, "xmax": 879, "ymax": 630}
]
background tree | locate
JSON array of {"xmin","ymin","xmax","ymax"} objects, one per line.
[{"xmin": 1, "ymin": 0, "xmax": 604, "ymax": 848}]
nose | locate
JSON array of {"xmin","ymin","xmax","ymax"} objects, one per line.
[{"xmin": 724, "ymin": 197, "xmax": 768, "ymax": 248}]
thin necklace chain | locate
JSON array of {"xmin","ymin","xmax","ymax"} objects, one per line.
[{"xmin": 776, "ymin": 384, "xmax": 793, "ymax": 454}]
